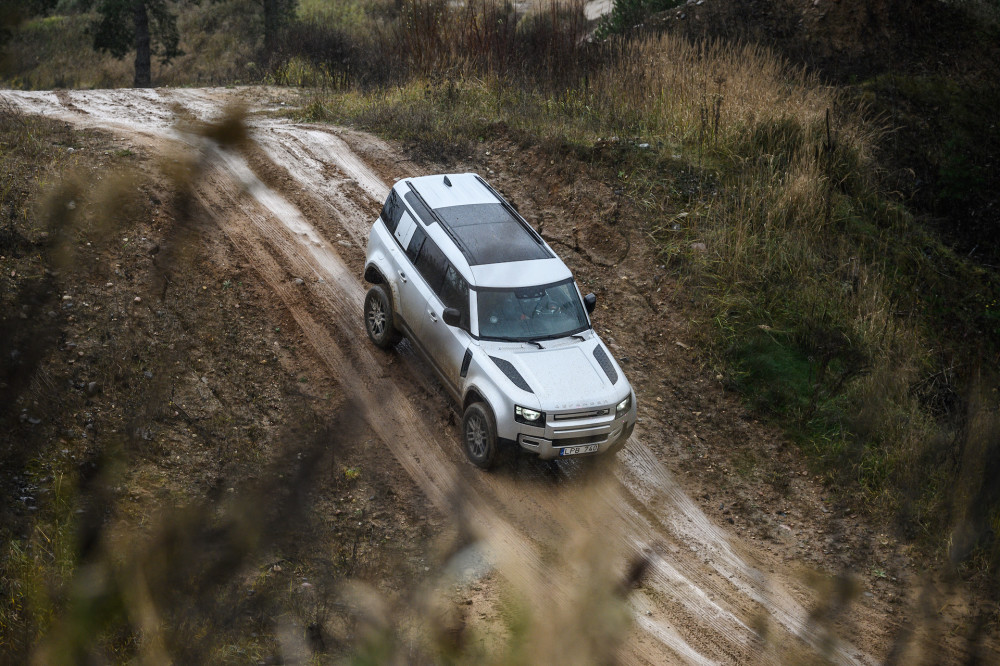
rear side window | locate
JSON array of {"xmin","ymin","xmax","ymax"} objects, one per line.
[
  {"xmin": 414, "ymin": 237, "xmax": 448, "ymax": 293},
  {"xmin": 380, "ymin": 190, "xmax": 404, "ymax": 233},
  {"xmin": 406, "ymin": 225, "xmax": 427, "ymax": 264},
  {"xmin": 409, "ymin": 233, "xmax": 471, "ymax": 330}
]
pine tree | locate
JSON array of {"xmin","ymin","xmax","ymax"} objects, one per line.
[
  {"xmin": 262, "ymin": 0, "xmax": 296, "ymax": 63},
  {"xmin": 88, "ymin": 0, "xmax": 182, "ymax": 88}
]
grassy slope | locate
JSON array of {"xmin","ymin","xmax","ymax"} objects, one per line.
[
  {"xmin": 2, "ymin": 0, "xmax": 999, "ymax": 639},
  {"xmin": 299, "ymin": 26, "xmax": 999, "ymax": 543},
  {"xmin": 8, "ymin": 0, "xmax": 996, "ymax": 567}
]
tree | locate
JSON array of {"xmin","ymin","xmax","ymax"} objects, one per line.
[
  {"xmin": 88, "ymin": 0, "xmax": 182, "ymax": 88},
  {"xmin": 262, "ymin": 0, "xmax": 296, "ymax": 63}
]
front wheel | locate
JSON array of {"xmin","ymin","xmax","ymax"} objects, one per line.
[
  {"xmin": 364, "ymin": 284, "xmax": 401, "ymax": 349},
  {"xmin": 463, "ymin": 402, "xmax": 499, "ymax": 470}
]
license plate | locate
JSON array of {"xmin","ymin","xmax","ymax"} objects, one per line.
[{"xmin": 560, "ymin": 444, "xmax": 599, "ymax": 456}]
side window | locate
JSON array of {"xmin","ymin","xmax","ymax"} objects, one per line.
[
  {"xmin": 440, "ymin": 264, "xmax": 470, "ymax": 329},
  {"xmin": 406, "ymin": 225, "xmax": 427, "ymax": 265},
  {"xmin": 394, "ymin": 211, "xmax": 417, "ymax": 248},
  {"xmin": 380, "ymin": 190, "xmax": 404, "ymax": 233},
  {"xmin": 414, "ymin": 237, "xmax": 448, "ymax": 294}
]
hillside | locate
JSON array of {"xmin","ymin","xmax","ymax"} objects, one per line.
[{"xmin": 2, "ymin": 0, "xmax": 1000, "ymax": 663}]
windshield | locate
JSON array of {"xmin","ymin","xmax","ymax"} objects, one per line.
[{"xmin": 476, "ymin": 280, "xmax": 590, "ymax": 341}]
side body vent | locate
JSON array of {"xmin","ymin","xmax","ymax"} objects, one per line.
[
  {"xmin": 489, "ymin": 356, "xmax": 533, "ymax": 393},
  {"xmin": 460, "ymin": 349, "xmax": 473, "ymax": 378},
  {"xmin": 593, "ymin": 345, "xmax": 619, "ymax": 385}
]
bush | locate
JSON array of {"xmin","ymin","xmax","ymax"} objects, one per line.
[{"xmin": 595, "ymin": 0, "xmax": 683, "ymax": 38}]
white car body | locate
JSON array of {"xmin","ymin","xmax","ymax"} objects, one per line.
[{"xmin": 363, "ymin": 173, "xmax": 636, "ymax": 467}]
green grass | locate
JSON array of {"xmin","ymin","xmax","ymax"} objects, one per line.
[
  {"xmin": 860, "ymin": 72, "xmax": 1000, "ymax": 259},
  {"xmin": 729, "ymin": 331, "xmax": 814, "ymax": 417},
  {"xmin": 0, "ymin": 466, "xmax": 80, "ymax": 658}
]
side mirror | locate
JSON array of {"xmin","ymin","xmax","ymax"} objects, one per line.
[
  {"xmin": 583, "ymin": 293, "xmax": 597, "ymax": 314},
  {"xmin": 442, "ymin": 307, "xmax": 462, "ymax": 327}
]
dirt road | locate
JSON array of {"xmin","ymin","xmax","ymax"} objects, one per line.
[{"xmin": 1, "ymin": 87, "xmax": 891, "ymax": 664}]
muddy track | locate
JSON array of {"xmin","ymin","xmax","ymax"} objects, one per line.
[{"xmin": 1, "ymin": 87, "xmax": 886, "ymax": 664}]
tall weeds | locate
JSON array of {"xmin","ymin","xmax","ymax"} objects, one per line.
[
  {"xmin": 610, "ymin": 35, "xmax": 991, "ymax": 534},
  {"xmin": 312, "ymin": 25, "xmax": 999, "ymax": 565}
]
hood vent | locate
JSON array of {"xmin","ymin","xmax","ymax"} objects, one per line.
[
  {"xmin": 489, "ymin": 356, "xmax": 533, "ymax": 393},
  {"xmin": 592, "ymin": 345, "xmax": 618, "ymax": 385}
]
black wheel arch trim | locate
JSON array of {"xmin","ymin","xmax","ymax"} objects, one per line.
[{"xmin": 364, "ymin": 264, "xmax": 386, "ymax": 284}]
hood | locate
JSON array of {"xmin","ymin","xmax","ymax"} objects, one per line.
[{"xmin": 485, "ymin": 339, "xmax": 624, "ymax": 409}]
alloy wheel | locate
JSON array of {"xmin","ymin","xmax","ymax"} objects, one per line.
[
  {"xmin": 367, "ymin": 296, "xmax": 386, "ymax": 338},
  {"xmin": 466, "ymin": 414, "xmax": 487, "ymax": 458}
]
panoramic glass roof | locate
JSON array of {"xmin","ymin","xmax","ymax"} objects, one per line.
[{"xmin": 434, "ymin": 203, "xmax": 553, "ymax": 266}]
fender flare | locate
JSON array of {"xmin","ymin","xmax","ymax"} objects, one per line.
[
  {"xmin": 364, "ymin": 253, "xmax": 391, "ymax": 284},
  {"xmin": 364, "ymin": 253, "xmax": 400, "ymax": 313},
  {"xmin": 462, "ymin": 364, "xmax": 515, "ymax": 441}
]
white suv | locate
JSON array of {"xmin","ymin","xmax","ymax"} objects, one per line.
[{"xmin": 363, "ymin": 173, "xmax": 636, "ymax": 469}]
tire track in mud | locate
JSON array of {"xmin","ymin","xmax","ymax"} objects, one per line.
[
  {"xmin": 0, "ymin": 87, "xmax": 878, "ymax": 665},
  {"xmin": 231, "ymin": 125, "xmax": 756, "ymax": 663},
  {"xmin": 245, "ymin": 111, "xmax": 876, "ymax": 666},
  {"xmin": 196, "ymin": 141, "xmax": 558, "ymax": 594}
]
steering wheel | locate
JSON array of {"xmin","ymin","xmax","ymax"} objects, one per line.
[{"xmin": 532, "ymin": 297, "xmax": 564, "ymax": 318}]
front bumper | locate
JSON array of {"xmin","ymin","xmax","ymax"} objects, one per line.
[{"xmin": 516, "ymin": 414, "xmax": 635, "ymax": 461}]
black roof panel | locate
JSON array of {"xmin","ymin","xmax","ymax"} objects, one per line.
[{"xmin": 435, "ymin": 203, "xmax": 552, "ymax": 266}]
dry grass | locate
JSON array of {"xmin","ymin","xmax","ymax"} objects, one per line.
[{"xmin": 309, "ymin": 26, "xmax": 999, "ymax": 566}]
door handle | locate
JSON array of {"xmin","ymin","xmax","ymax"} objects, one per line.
[
  {"xmin": 398, "ymin": 270, "xmax": 407, "ymax": 283},
  {"xmin": 427, "ymin": 309, "xmax": 438, "ymax": 323}
]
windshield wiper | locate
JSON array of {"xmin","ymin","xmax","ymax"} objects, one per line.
[
  {"xmin": 569, "ymin": 334, "xmax": 586, "ymax": 342},
  {"xmin": 490, "ymin": 336, "xmax": 545, "ymax": 348}
]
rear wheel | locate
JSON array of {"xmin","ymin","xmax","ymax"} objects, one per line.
[
  {"xmin": 463, "ymin": 402, "xmax": 499, "ymax": 470},
  {"xmin": 364, "ymin": 284, "xmax": 401, "ymax": 349}
]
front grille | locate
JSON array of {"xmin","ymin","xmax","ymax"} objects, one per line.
[
  {"xmin": 555, "ymin": 434, "xmax": 606, "ymax": 447},
  {"xmin": 552, "ymin": 408, "xmax": 609, "ymax": 421}
]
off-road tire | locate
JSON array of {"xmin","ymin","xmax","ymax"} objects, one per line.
[
  {"xmin": 463, "ymin": 402, "xmax": 499, "ymax": 470},
  {"xmin": 364, "ymin": 284, "xmax": 401, "ymax": 349}
]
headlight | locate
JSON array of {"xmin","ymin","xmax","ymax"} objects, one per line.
[
  {"xmin": 515, "ymin": 405, "xmax": 544, "ymax": 425},
  {"xmin": 616, "ymin": 395, "xmax": 631, "ymax": 417}
]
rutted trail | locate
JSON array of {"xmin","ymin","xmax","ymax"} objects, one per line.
[{"xmin": 1, "ymin": 87, "xmax": 882, "ymax": 665}]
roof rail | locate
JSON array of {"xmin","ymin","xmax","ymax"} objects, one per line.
[{"xmin": 404, "ymin": 180, "xmax": 472, "ymax": 259}]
